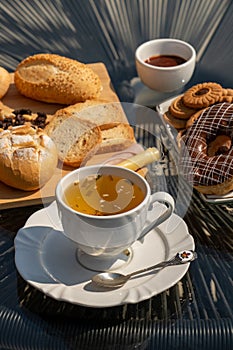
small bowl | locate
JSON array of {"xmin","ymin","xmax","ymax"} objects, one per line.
[{"xmin": 135, "ymin": 38, "xmax": 196, "ymax": 92}]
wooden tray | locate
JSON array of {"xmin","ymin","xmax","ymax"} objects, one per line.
[{"xmin": 0, "ymin": 63, "xmax": 129, "ymax": 209}]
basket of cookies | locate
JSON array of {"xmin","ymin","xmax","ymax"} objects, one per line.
[
  {"xmin": 157, "ymin": 82, "xmax": 233, "ymax": 203},
  {"xmin": 160, "ymin": 82, "xmax": 233, "ymax": 131}
]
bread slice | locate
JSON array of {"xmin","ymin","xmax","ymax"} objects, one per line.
[
  {"xmin": 98, "ymin": 123, "xmax": 136, "ymax": 153},
  {"xmin": 52, "ymin": 100, "xmax": 128, "ymax": 126},
  {"xmin": 45, "ymin": 114, "xmax": 101, "ymax": 167},
  {"xmin": 45, "ymin": 100, "xmax": 135, "ymax": 155}
]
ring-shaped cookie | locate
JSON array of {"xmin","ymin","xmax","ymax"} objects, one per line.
[
  {"xmin": 180, "ymin": 102, "xmax": 233, "ymax": 195},
  {"xmin": 163, "ymin": 110, "xmax": 187, "ymax": 129},
  {"xmin": 169, "ymin": 95, "xmax": 197, "ymax": 119},
  {"xmin": 183, "ymin": 82, "xmax": 223, "ymax": 108}
]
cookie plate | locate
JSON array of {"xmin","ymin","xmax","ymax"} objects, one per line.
[{"xmin": 157, "ymin": 97, "xmax": 233, "ymax": 204}]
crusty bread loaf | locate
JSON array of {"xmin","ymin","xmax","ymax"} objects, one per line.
[
  {"xmin": 0, "ymin": 67, "xmax": 11, "ymax": 99},
  {"xmin": 14, "ymin": 53, "xmax": 102, "ymax": 104},
  {"xmin": 45, "ymin": 114, "xmax": 102, "ymax": 167},
  {"xmin": 0, "ymin": 125, "xmax": 58, "ymax": 191}
]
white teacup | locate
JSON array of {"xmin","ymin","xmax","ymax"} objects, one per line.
[
  {"xmin": 135, "ymin": 38, "xmax": 196, "ymax": 92},
  {"xmin": 56, "ymin": 165, "xmax": 174, "ymax": 270}
]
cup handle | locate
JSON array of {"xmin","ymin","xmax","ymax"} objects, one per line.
[{"xmin": 139, "ymin": 192, "xmax": 175, "ymax": 240}]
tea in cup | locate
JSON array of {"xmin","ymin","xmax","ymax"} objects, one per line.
[
  {"xmin": 56, "ymin": 165, "xmax": 174, "ymax": 270},
  {"xmin": 64, "ymin": 173, "xmax": 145, "ymax": 216}
]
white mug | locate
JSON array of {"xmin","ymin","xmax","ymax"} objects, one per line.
[
  {"xmin": 135, "ymin": 38, "xmax": 196, "ymax": 92},
  {"xmin": 56, "ymin": 165, "xmax": 174, "ymax": 262}
]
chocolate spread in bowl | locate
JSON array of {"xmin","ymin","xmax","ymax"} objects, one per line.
[{"xmin": 145, "ymin": 55, "xmax": 186, "ymax": 67}]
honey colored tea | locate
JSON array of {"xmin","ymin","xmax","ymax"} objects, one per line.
[{"xmin": 64, "ymin": 174, "xmax": 145, "ymax": 216}]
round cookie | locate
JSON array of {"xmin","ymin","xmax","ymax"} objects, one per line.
[
  {"xmin": 183, "ymin": 82, "xmax": 223, "ymax": 108},
  {"xmin": 0, "ymin": 67, "xmax": 11, "ymax": 99},
  {"xmin": 163, "ymin": 110, "xmax": 187, "ymax": 129},
  {"xmin": 169, "ymin": 95, "xmax": 197, "ymax": 119},
  {"xmin": 226, "ymin": 88, "xmax": 233, "ymax": 96},
  {"xmin": 218, "ymin": 88, "xmax": 233, "ymax": 103}
]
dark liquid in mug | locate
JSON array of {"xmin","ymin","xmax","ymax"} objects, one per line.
[{"xmin": 145, "ymin": 55, "xmax": 186, "ymax": 67}]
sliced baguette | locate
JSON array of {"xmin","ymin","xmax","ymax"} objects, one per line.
[
  {"xmin": 45, "ymin": 101, "xmax": 136, "ymax": 165},
  {"xmin": 45, "ymin": 100, "xmax": 135, "ymax": 156}
]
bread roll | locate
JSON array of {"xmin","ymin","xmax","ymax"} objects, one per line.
[
  {"xmin": 0, "ymin": 125, "xmax": 58, "ymax": 190},
  {"xmin": 0, "ymin": 101, "xmax": 14, "ymax": 121},
  {"xmin": 0, "ymin": 67, "xmax": 11, "ymax": 99},
  {"xmin": 14, "ymin": 54, "xmax": 102, "ymax": 104}
]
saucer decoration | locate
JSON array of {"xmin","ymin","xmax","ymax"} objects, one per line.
[{"xmin": 177, "ymin": 250, "xmax": 195, "ymax": 263}]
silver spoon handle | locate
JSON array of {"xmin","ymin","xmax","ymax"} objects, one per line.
[
  {"xmin": 128, "ymin": 257, "xmax": 175, "ymax": 278},
  {"xmin": 128, "ymin": 250, "xmax": 196, "ymax": 278}
]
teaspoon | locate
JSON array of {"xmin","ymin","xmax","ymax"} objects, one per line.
[{"xmin": 91, "ymin": 250, "xmax": 197, "ymax": 288}]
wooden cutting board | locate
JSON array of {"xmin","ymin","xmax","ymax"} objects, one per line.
[
  {"xmin": 0, "ymin": 63, "xmax": 131, "ymax": 210},
  {"xmin": 2, "ymin": 63, "xmax": 119, "ymax": 113}
]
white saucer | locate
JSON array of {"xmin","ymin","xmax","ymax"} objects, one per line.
[{"xmin": 14, "ymin": 201, "xmax": 194, "ymax": 308}]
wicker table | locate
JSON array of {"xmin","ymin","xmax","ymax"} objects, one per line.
[
  {"xmin": 0, "ymin": 1, "xmax": 233, "ymax": 348},
  {"xmin": 0, "ymin": 113, "xmax": 233, "ymax": 349}
]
